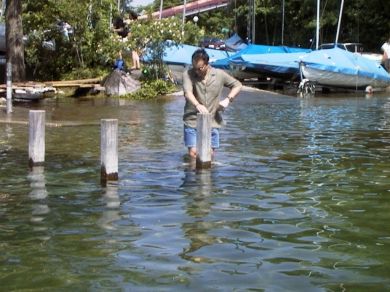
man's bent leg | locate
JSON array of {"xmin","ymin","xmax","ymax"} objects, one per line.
[
  {"xmin": 184, "ymin": 125, "xmax": 197, "ymax": 158},
  {"xmin": 188, "ymin": 147, "xmax": 197, "ymax": 158}
]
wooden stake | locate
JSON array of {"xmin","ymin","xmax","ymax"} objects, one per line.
[
  {"xmin": 28, "ymin": 110, "xmax": 45, "ymax": 167},
  {"xmin": 101, "ymin": 119, "xmax": 118, "ymax": 183},
  {"xmin": 196, "ymin": 113, "xmax": 212, "ymax": 169}
]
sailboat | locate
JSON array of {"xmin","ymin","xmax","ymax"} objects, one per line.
[
  {"xmin": 300, "ymin": 0, "xmax": 390, "ymax": 89},
  {"xmin": 300, "ymin": 48, "xmax": 390, "ymax": 89}
]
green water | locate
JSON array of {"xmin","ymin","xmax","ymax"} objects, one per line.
[{"xmin": 1, "ymin": 90, "xmax": 390, "ymax": 291}]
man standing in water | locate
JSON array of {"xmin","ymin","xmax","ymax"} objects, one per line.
[{"xmin": 182, "ymin": 49, "xmax": 242, "ymax": 158}]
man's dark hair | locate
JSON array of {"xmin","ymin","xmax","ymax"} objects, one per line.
[
  {"xmin": 192, "ymin": 49, "xmax": 209, "ymax": 64},
  {"xmin": 129, "ymin": 10, "xmax": 138, "ymax": 20}
]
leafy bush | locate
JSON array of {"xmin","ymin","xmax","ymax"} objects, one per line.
[
  {"xmin": 21, "ymin": 1, "xmax": 200, "ymax": 85},
  {"xmin": 62, "ymin": 67, "xmax": 110, "ymax": 80},
  {"xmin": 23, "ymin": 0, "xmax": 123, "ymax": 81},
  {"xmin": 127, "ymin": 16, "xmax": 182, "ymax": 79},
  {"xmin": 125, "ymin": 79, "xmax": 178, "ymax": 100}
]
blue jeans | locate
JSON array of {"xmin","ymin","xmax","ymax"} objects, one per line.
[{"xmin": 184, "ymin": 125, "xmax": 220, "ymax": 149}]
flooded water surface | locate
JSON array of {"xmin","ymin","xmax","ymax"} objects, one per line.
[{"xmin": 1, "ymin": 89, "xmax": 390, "ymax": 291}]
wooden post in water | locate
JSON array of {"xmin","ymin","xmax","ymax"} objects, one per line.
[
  {"xmin": 101, "ymin": 119, "xmax": 118, "ymax": 183},
  {"xmin": 6, "ymin": 62, "xmax": 12, "ymax": 114},
  {"xmin": 29, "ymin": 110, "xmax": 46, "ymax": 167},
  {"xmin": 196, "ymin": 113, "xmax": 212, "ymax": 169}
]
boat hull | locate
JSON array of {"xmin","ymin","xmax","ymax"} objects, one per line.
[
  {"xmin": 301, "ymin": 65, "xmax": 390, "ymax": 89},
  {"xmin": 300, "ymin": 48, "xmax": 390, "ymax": 89}
]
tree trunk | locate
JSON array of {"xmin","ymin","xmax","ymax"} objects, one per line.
[{"xmin": 6, "ymin": 0, "xmax": 25, "ymax": 82}]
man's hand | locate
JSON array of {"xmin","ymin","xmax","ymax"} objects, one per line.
[
  {"xmin": 219, "ymin": 97, "xmax": 230, "ymax": 109},
  {"xmin": 196, "ymin": 104, "xmax": 209, "ymax": 114}
]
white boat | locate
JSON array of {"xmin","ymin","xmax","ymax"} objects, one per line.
[
  {"xmin": 319, "ymin": 42, "xmax": 383, "ymax": 64},
  {"xmin": 300, "ymin": 48, "xmax": 390, "ymax": 89},
  {"xmin": 13, "ymin": 86, "xmax": 57, "ymax": 100}
]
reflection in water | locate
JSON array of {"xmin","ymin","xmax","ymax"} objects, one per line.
[
  {"xmin": 180, "ymin": 169, "xmax": 219, "ymax": 263},
  {"xmin": 98, "ymin": 182, "xmax": 121, "ymax": 230},
  {"xmin": 5, "ymin": 123, "xmax": 13, "ymax": 139},
  {"xmin": 0, "ymin": 123, "xmax": 14, "ymax": 154},
  {"xmin": 27, "ymin": 166, "xmax": 50, "ymax": 240},
  {"xmin": 1, "ymin": 94, "xmax": 390, "ymax": 290},
  {"xmin": 383, "ymin": 97, "xmax": 390, "ymax": 130},
  {"xmin": 28, "ymin": 166, "xmax": 47, "ymax": 200},
  {"xmin": 180, "ymin": 168, "xmax": 213, "ymax": 218}
]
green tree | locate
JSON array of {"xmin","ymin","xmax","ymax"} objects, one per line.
[
  {"xmin": 23, "ymin": 0, "xmax": 121, "ymax": 80},
  {"xmin": 16, "ymin": 0, "xmax": 390, "ymax": 82},
  {"xmin": 152, "ymin": 0, "xmax": 192, "ymax": 10},
  {"xmin": 343, "ymin": 0, "xmax": 390, "ymax": 51},
  {"xmin": 128, "ymin": 16, "xmax": 193, "ymax": 79}
]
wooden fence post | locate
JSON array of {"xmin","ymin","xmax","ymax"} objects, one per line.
[
  {"xmin": 29, "ymin": 110, "xmax": 45, "ymax": 167},
  {"xmin": 196, "ymin": 113, "xmax": 212, "ymax": 169},
  {"xmin": 101, "ymin": 119, "xmax": 118, "ymax": 183},
  {"xmin": 6, "ymin": 62, "xmax": 12, "ymax": 114}
]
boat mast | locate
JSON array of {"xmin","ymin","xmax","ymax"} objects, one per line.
[
  {"xmin": 281, "ymin": 0, "xmax": 285, "ymax": 45},
  {"xmin": 159, "ymin": 0, "xmax": 163, "ymax": 19},
  {"xmin": 334, "ymin": 0, "xmax": 344, "ymax": 45},
  {"xmin": 182, "ymin": 0, "xmax": 187, "ymax": 36},
  {"xmin": 247, "ymin": 0, "xmax": 255, "ymax": 43},
  {"xmin": 247, "ymin": 0, "xmax": 252, "ymax": 43},
  {"xmin": 251, "ymin": 0, "xmax": 255, "ymax": 43},
  {"xmin": 316, "ymin": 0, "xmax": 320, "ymax": 49}
]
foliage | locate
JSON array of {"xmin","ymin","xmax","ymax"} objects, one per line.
[
  {"xmin": 22, "ymin": 0, "xmax": 122, "ymax": 80},
  {"xmin": 16, "ymin": 0, "xmax": 390, "ymax": 82},
  {"xmin": 231, "ymin": 0, "xmax": 389, "ymax": 50},
  {"xmin": 62, "ymin": 66, "xmax": 110, "ymax": 81},
  {"xmin": 197, "ymin": 10, "xmax": 232, "ymax": 39},
  {"xmin": 127, "ymin": 16, "xmax": 200, "ymax": 79},
  {"xmin": 125, "ymin": 79, "xmax": 177, "ymax": 100},
  {"xmin": 20, "ymin": 0, "xmax": 201, "ymax": 87},
  {"xmin": 183, "ymin": 21, "xmax": 204, "ymax": 46}
]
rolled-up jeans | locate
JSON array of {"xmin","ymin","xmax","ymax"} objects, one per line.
[{"xmin": 184, "ymin": 125, "xmax": 220, "ymax": 149}]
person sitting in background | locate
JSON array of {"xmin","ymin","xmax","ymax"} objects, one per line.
[
  {"xmin": 113, "ymin": 51, "xmax": 127, "ymax": 72},
  {"xmin": 381, "ymin": 38, "xmax": 390, "ymax": 72}
]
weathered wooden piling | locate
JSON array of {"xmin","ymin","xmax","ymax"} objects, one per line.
[
  {"xmin": 6, "ymin": 62, "xmax": 12, "ymax": 114},
  {"xmin": 196, "ymin": 113, "xmax": 212, "ymax": 169},
  {"xmin": 101, "ymin": 119, "xmax": 118, "ymax": 183},
  {"xmin": 28, "ymin": 110, "xmax": 46, "ymax": 167}
]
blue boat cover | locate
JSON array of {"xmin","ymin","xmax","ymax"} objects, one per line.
[
  {"xmin": 142, "ymin": 42, "xmax": 231, "ymax": 66},
  {"xmin": 224, "ymin": 33, "xmax": 248, "ymax": 51},
  {"xmin": 301, "ymin": 47, "xmax": 390, "ymax": 82},
  {"xmin": 211, "ymin": 44, "xmax": 311, "ymax": 70},
  {"xmin": 241, "ymin": 52, "xmax": 310, "ymax": 75}
]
